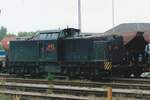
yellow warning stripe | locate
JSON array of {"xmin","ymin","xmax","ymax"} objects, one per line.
[{"xmin": 104, "ymin": 61, "xmax": 112, "ymax": 70}]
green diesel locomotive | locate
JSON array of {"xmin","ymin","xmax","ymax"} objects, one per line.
[{"xmin": 7, "ymin": 28, "xmax": 124, "ymax": 78}]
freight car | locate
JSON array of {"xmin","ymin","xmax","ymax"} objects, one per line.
[
  {"xmin": 110, "ymin": 32, "xmax": 150, "ymax": 77},
  {"xmin": 6, "ymin": 28, "xmax": 124, "ymax": 78},
  {"xmin": 105, "ymin": 23, "xmax": 150, "ymax": 77}
]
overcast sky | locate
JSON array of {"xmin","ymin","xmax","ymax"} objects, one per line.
[{"xmin": 0, "ymin": 0, "xmax": 150, "ymax": 33}]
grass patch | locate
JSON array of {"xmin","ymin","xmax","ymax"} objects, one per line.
[{"xmin": 0, "ymin": 94, "xmax": 11, "ymax": 100}]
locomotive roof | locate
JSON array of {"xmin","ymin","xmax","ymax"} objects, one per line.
[
  {"xmin": 64, "ymin": 32, "xmax": 112, "ymax": 40},
  {"xmin": 37, "ymin": 29, "xmax": 61, "ymax": 34},
  {"xmin": 16, "ymin": 28, "xmax": 116, "ymax": 40},
  {"xmin": 37, "ymin": 28, "xmax": 80, "ymax": 34}
]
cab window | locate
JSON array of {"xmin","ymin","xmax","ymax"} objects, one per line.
[{"xmin": 39, "ymin": 34, "xmax": 47, "ymax": 40}]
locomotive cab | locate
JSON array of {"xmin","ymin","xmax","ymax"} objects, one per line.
[
  {"xmin": 107, "ymin": 35, "xmax": 124, "ymax": 65},
  {"xmin": 60, "ymin": 28, "xmax": 80, "ymax": 38}
]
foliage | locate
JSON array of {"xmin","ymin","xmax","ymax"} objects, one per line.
[
  {"xmin": 17, "ymin": 32, "xmax": 36, "ymax": 37},
  {"xmin": 47, "ymin": 72, "xmax": 54, "ymax": 80},
  {"xmin": 0, "ymin": 43, "xmax": 3, "ymax": 50},
  {"xmin": 0, "ymin": 26, "xmax": 7, "ymax": 41},
  {"xmin": 6, "ymin": 33, "xmax": 16, "ymax": 36},
  {"xmin": 0, "ymin": 94, "xmax": 11, "ymax": 100}
]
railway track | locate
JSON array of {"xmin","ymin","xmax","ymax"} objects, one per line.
[
  {"xmin": 0, "ymin": 77, "xmax": 149, "ymax": 99},
  {"xmin": 0, "ymin": 90, "xmax": 89, "ymax": 100},
  {"xmin": 0, "ymin": 77, "xmax": 149, "ymax": 89},
  {"xmin": 103, "ymin": 77, "xmax": 150, "ymax": 84},
  {"xmin": 0, "ymin": 82, "xmax": 149, "ymax": 99},
  {"xmin": 0, "ymin": 73, "xmax": 150, "ymax": 83}
]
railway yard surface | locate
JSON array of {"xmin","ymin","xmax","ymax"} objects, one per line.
[
  {"xmin": 0, "ymin": 75, "xmax": 149, "ymax": 100},
  {"xmin": 0, "ymin": 23, "xmax": 149, "ymax": 100}
]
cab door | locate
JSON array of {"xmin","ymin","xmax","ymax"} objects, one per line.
[
  {"xmin": 93, "ymin": 41, "xmax": 107, "ymax": 61},
  {"xmin": 40, "ymin": 40, "xmax": 58, "ymax": 61},
  {"xmin": 39, "ymin": 33, "xmax": 59, "ymax": 62}
]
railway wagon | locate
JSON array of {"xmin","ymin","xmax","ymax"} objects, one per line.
[
  {"xmin": 104, "ymin": 23, "xmax": 150, "ymax": 77},
  {"xmin": 110, "ymin": 31, "xmax": 150, "ymax": 77},
  {"xmin": 7, "ymin": 28, "xmax": 124, "ymax": 78}
]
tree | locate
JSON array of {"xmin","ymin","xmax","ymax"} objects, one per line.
[
  {"xmin": 17, "ymin": 32, "xmax": 36, "ymax": 37},
  {"xmin": 0, "ymin": 43, "xmax": 3, "ymax": 50},
  {"xmin": 0, "ymin": 26, "xmax": 7, "ymax": 41},
  {"xmin": 6, "ymin": 33, "xmax": 16, "ymax": 37}
]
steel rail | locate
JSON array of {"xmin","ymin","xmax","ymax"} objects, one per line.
[
  {"xmin": 0, "ymin": 82, "xmax": 149, "ymax": 99},
  {"xmin": 0, "ymin": 90, "xmax": 88, "ymax": 100}
]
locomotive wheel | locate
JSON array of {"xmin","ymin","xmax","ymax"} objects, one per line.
[
  {"xmin": 133, "ymin": 66, "xmax": 143, "ymax": 78},
  {"xmin": 133, "ymin": 71, "xmax": 142, "ymax": 77}
]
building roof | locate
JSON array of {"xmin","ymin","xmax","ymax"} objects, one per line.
[{"xmin": 105, "ymin": 23, "xmax": 150, "ymax": 34}]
